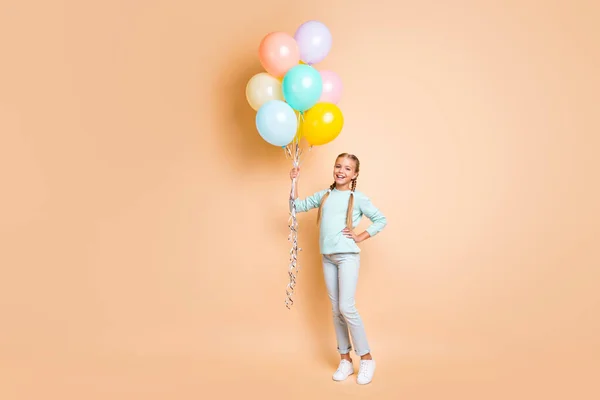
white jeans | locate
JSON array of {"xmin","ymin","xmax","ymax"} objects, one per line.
[{"xmin": 322, "ymin": 253, "xmax": 371, "ymax": 356}]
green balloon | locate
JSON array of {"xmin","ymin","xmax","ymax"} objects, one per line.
[{"xmin": 282, "ymin": 64, "xmax": 323, "ymax": 112}]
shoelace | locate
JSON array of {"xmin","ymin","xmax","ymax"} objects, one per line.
[
  {"xmin": 337, "ymin": 360, "xmax": 349, "ymax": 370},
  {"xmin": 359, "ymin": 361, "xmax": 371, "ymax": 377}
]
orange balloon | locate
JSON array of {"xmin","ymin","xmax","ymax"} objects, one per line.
[
  {"xmin": 258, "ymin": 32, "xmax": 300, "ymax": 77},
  {"xmin": 302, "ymin": 103, "xmax": 344, "ymax": 146}
]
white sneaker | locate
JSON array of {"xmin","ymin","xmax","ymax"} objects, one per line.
[
  {"xmin": 332, "ymin": 359, "xmax": 354, "ymax": 381},
  {"xmin": 357, "ymin": 359, "xmax": 376, "ymax": 384}
]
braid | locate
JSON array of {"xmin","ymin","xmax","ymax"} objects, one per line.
[
  {"xmin": 317, "ymin": 181, "xmax": 336, "ymax": 226},
  {"xmin": 346, "ymin": 177, "xmax": 357, "ymax": 229}
]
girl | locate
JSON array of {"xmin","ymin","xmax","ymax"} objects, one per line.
[{"xmin": 289, "ymin": 153, "xmax": 387, "ymax": 385}]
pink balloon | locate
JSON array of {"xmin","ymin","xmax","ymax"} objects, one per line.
[
  {"xmin": 258, "ymin": 32, "xmax": 300, "ymax": 77},
  {"xmin": 319, "ymin": 70, "xmax": 343, "ymax": 104}
]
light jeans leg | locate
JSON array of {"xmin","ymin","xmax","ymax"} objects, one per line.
[
  {"xmin": 322, "ymin": 253, "xmax": 371, "ymax": 356},
  {"xmin": 322, "ymin": 254, "xmax": 352, "ymax": 354}
]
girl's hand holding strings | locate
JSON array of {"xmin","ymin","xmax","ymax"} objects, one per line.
[{"xmin": 290, "ymin": 167, "xmax": 300, "ymax": 180}]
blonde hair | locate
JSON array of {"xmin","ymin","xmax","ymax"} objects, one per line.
[{"xmin": 317, "ymin": 153, "xmax": 360, "ymax": 230}]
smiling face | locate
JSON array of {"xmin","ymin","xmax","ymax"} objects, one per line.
[{"xmin": 333, "ymin": 155, "xmax": 358, "ymax": 189}]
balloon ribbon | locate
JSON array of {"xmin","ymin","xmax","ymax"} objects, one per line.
[
  {"xmin": 284, "ymin": 136, "xmax": 302, "ymax": 309},
  {"xmin": 284, "ymin": 113, "xmax": 310, "ymax": 309}
]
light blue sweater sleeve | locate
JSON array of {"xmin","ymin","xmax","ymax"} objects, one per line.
[
  {"xmin": 292, "ymin": 189, "xmax": 328, "ymax": 213},
  {"xmin": 358, "ymin": 193, "xmax": 387, "ymax": 237}
]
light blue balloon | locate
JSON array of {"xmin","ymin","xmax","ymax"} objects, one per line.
[
  {"xmin": 282, "ymin": 64, "xmax": 323, "ymax": 112},
  {"xmin": 255, "ymin": 100, "xmax": 298, "ymax": 147}
]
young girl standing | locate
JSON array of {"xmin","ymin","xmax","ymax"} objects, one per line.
[{"xmin": 289, "ymin": 152, "xmax": 387, "ymax": 385}]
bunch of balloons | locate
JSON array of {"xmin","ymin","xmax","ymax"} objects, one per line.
[
  {"xmin": 246, "ymin": 21, "xmax": 344, "ymax": 309},
  {"xmin": 246, "ymin": 20, "xmax": 344, "ymax": 147}
]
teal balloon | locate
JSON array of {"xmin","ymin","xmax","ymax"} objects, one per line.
[
  {"xmin": 255, "ymin": 100, "xmax": 298, "ymax": 147},
  {"xmin": 282, "ymin": 64, "xmax": 323, "ymax": 112}
]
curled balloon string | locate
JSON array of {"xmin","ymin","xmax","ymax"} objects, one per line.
[
  {"xmin": 284, "ymin": 114, "xmax": 314, "ymax": 167},
  {"xmin": 285, "ymin": 136, "xmax": 303, "ymax": 309}
]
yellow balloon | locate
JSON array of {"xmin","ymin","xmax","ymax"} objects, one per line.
[
  {"xmin": 301, "ymin": 103, "xmax": 344, "ymax": 146},
  {"xmin": 245, "ymin": 72, "xmax": 284, "ymax": 111}
]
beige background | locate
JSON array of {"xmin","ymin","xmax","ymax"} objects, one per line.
[{"xmin": 1, "ymin": 1, "xmax": 599, "ymax": 399}]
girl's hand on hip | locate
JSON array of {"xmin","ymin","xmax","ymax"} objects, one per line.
[{"xmin": 342, "ymin": 228, "xmax": 361, "ymax": 242}]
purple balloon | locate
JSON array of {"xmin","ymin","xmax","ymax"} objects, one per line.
[{"xmin": 294, "ymin": 20, "xmax": 332, "ymax": 65}]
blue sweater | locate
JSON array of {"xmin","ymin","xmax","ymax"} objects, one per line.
[{"xmin": 293, "ymin": 188, "xmax": 387, "ymax": 254}]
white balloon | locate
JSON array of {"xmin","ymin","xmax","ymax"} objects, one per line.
[{"xmin": 245, "ymin": 72, "xmax": 284, "ymax": 111}]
